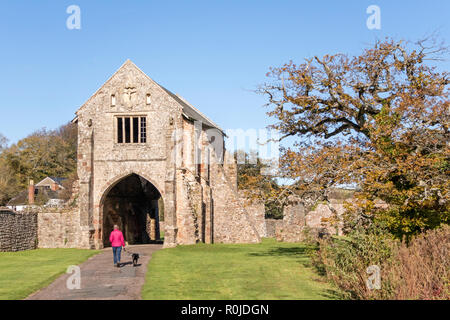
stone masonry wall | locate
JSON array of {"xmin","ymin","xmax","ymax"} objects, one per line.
[
  {"xmin": 276, "ymin": 198, "xmax": 346, "ymax": 242},
  {"xmin": 265, "ymin": 219, "xmax": 283, "ymax": 238},
  {"xmin": 275, "ymin": 202, "xmax": 307, "ymax": 242},
  {"xmin": 37, "ymin": 211, "xmax": 82, "ymax": 248},
  {"xmin": 305, "ymin": 200, "xmax": 345, "ymax": 236},
  {"xmin": 239, "ymin": 193, "xmax": 266, "ymax": 238},
  {"xmin": 210, "ymin": 151, "xmax": 261, "ymax": 244},
  {"xmin": 0, "ymin": 211, "xmax": 38, "ymax": 252}
]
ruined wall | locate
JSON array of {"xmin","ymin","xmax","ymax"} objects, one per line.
[
  {"xmin": 176, "ymin": 170, "xmax": 201, "ymax": 244},
  {"xmin": 275, "ymin": 198, "xmax": 348, "ymax": 242},
  {"xmin": 265, "ymin": 219, "xmax": 283, "ymax": 238},
  {"xmin": 305, "ymin": 200, "xmax": 345, "ymax": 236},
  {"xmin": 276, "ymin": 202, "xmax": 307, "ymax": 242},
  {"xmin": 239, "ymin": 193, "xmax": 266, "ymax": 238},
  {"xmin": 0, "ymin": 211, "xmax": 37, "ymax": 252},
  {"xmin": 210, "ymin": 151, "xmax": 261, "ymax": 244},
  {"xmin": 175, "ymin": 119, "xmax": 202, "ymax": 245}
]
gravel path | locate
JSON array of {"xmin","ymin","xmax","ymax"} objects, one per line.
[{"xmin": 26, "ymin": 244, "xmax": 162, "ymax": 300}]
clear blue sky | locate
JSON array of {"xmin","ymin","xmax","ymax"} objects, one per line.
[{"xmin": 1, "ymin": 0, "xmax": 449, "ymax": 146}]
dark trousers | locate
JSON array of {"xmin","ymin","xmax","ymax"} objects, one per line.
[{"xmin": 112, "ymin": 246, "xmax": 122, "ymax": 264}]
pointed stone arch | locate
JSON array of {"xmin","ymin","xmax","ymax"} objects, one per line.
[{"xmin": 99, "ymin": 172, "xmax": 165, "ymax": 248}]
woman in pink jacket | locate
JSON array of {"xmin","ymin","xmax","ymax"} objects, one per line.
[{"xmin": 109, "ymin": 225, "xmax": 125, "ymax": 267}]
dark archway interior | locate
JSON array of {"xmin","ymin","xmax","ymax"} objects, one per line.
[{"xmin": 102, "ymin": 174, "xmax": 161, "ymax": 247}]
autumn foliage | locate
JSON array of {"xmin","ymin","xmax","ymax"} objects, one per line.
[
  {"xmin": 0, "ymin": 123, "xmax": 78, "ymax": 205},
  {"xmin": 260, "ymin": 38, "xmax": 449, "ymax": 239}
]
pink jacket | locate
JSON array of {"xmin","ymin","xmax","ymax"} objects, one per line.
[{"xmin": 109, "ymin": 229, "xmax": 125, "ymax": 247}]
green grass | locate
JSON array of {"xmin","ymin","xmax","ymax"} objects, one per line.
[
  {"xmin": 0, "ymin": 248, "xmax": 99, "ymax": 300},
  {"xmin": 142, "ymin": 238, "xmax": 338, "ymax": 300}
]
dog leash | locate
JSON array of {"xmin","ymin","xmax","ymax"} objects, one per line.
[{"xmin": 123, "ymin": 247, "xmax": 135, "ymax": 255}]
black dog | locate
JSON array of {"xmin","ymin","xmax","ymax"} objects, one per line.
[
  {"xmin": 124, "ymin": 248, "xmax": 140, "ymax": 267},
  {"xmin": 132, "ymin": 253, "xmax": 140, "ymax": 267}
]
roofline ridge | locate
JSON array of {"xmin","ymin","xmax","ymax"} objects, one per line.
[
  {"xmin": 175, "ymin": 94, "xmax": 223, "ymax": 132},
  {"xmin": 73, "ymin": 60, "xmax": 224, "ymax": 133}
]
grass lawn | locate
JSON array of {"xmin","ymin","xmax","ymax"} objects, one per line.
[
  {"xmin": 0, "ymin": 248, "xmax": 99, "ymax": 300},
  {"xmin": 142, "ymin": 238, "xmax": 338, "ymax": 300}
]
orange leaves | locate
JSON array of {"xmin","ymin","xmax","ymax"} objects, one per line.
[{"xmin": 260, "ymin": 38, "xmax": 449, "ymax": 238}]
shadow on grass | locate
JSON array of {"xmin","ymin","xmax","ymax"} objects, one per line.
[
  {"xmin": 247, "ymin": 246, "xmax": 342, "ymax": 299},
  {"xmin": 248, "ymin": 246, "xmax": 326, "ymax": 275},
  {"xmin": 247, "ymin": 246, "xmax": 313, "ymax": 257}
]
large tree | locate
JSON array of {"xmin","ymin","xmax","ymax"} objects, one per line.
[
  {"xmin": 0, "ymin": 133, "xmax": 21, "ymax": 205},
  {"xmin": 260, "ymin": 38, "xmax": 449, "ymax": 238},
  {"xmin": 0, "ymin": 123, "xmax": 78, "ymax": 205}
]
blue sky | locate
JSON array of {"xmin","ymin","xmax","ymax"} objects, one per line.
[{"xmin": 0, "ymin": 0, "xmax": 449, "ymax": 147}]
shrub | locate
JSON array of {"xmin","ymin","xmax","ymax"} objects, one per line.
[
  {"xmin": 312, "ymin": 223, "xmax": 450, "ymax": 300},
  {"xmin": 386, "ymin": 225, "xmax": 450, "ymax": 299},
  {"xmin": 312, "ymin": 223, "xmax": 395, "ymax": 299}
]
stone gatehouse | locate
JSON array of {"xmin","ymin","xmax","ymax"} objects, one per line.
[{"xmin": 70, "ymin": 60, "xmax": 261, "ymax": 249}]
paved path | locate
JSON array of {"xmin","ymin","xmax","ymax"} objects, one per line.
[{"xmin": 26, "ymin": 244, "xmax": 162, "ymax": 300}]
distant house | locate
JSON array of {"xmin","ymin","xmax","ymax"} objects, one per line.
[{"xmin": 7, "ymin": 177, "xmax": 67, "ymax": 212}]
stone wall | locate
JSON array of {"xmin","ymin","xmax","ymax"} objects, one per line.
[
  {"xmin": 239, "ymin": 193, "xmax": 266, "ymax": 238},
  {"xmin": 275, "ymin": 198, "xmax": 347, "ymax": 242},
  {"xmin": 37, "ymin": 211, "xmax": 83, "ymax": 248},
  {"xmin": 210, "ymin": 151, "xmax": 261, "ymax": 244},
  {"xmin": 0, "ymin": 210, "xmax": 38, "ymax": 252},
  {"xmin": 305, "ymin": 200, "xmax": 345, "ymax": 236},
  {"xmin": 276, "ymin": 202, "xmax": 307, "ymax": 242},
  {"xmin": 265, "ymin": 219, "xmax": 283, "ymax": 238}
]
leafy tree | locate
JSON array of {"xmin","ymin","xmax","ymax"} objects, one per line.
[
  {"xmin": 260, "ymin": 38, "xmax": 449, "ymax": 239},
  {"xmin": 0, "ymin": 133, "xmax": 20, "ymax": 205},
  {"xmin": 0, "ymin": 123, "xmax": 78, "ymax": 205},
  {"xmin": 235, "ymin": 150, "xmax": 283, "ymax": 219},
  {"xmin": 0, "ymin": 157, "xmax": 21, "ymax": 205}
]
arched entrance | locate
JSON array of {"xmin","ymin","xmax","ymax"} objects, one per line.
[{"xmin": 101, "ymin": 173, "xmax": 163, "ymax": 247}]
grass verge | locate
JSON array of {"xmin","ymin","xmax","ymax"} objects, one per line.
[
  {"xmin": 142, "ymin": 238, "xmax": 338, "ymax": 299},
  {"xmin": 0, "ymin": 248, "xmax": 99, "ymax": 300}
]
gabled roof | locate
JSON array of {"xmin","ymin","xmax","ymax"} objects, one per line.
[
  {"xmin": 35, "ymin": 176, "xmax": 66, "ymax": 188},
  {"xmin": 72, "ymin": 60, "xmax": 224, "ymax": 133}
]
